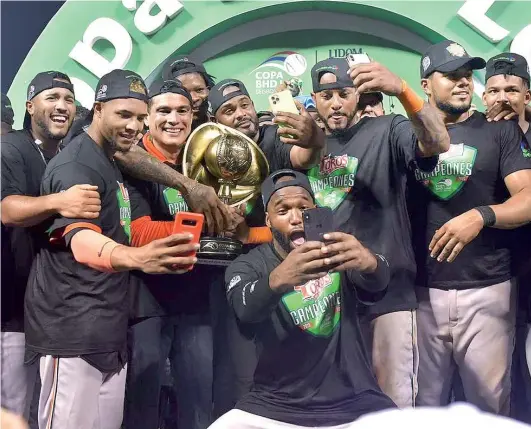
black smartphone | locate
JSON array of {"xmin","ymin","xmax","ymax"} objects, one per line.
[{"xmin": 303, "ymin": 207, "xmax": 334, "ymax": 242}]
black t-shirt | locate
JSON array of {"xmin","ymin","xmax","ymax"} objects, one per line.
[
  {"xmin": 409, "ymin": 112, "xmax": 531, "ymax": 289},
  {"xmin": 225, "ymin": 244, "xmax": 395, "ymax": 426},
  {"xmin": 126, "ymin": 140, "xmax": 222, "ymax": 318},
  {"xmin": 25, "ymin": 133, "xmax": 131, "ymax": 356},
  {"xmin": 1, "ymin": 130, "xmax": 48, "ymax": 332},
  {"xmin": 307, "ymin": 115, "xmax": 432, "ymax": 316}
]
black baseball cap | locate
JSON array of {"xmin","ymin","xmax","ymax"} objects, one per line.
[
  {"xmin": 485, "ymin": 52, "xmax": 530, "ymax": 85},
  {"xmin": 148, "ymin": 79, "xmax": 193, "ymax": 105},
  {"xmin": 311, "ymin": 58, "xmax": 354, "ymax": 93},
  {"xmin": 420, "ymin": 40, "xmax": 486, "ymax": 78},
  {"xmin": 208, "ymin": 79, "xmax": 251, "ymax": 115},
  {"xmin": 262, "ymin": 169, "xmax": 315, "ymax": 210},
  {"xmin": 23, "ymin": 71, "xmax": 75, "ymax": 129},
  {"xmin": 359, "ymin": 92, "xmax": 383, "ymax": 103},
  {"xmin": 1, "ymin": 93, "xmax": 14, "ymax": 126},
  {"xmin": 95, "ymin": 70, "xmax": 148, "ymax": 103},
  {"xmin": 162, "ymin": 55, "xmax": 207, "ymax": 81}
]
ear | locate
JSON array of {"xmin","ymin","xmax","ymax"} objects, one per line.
[
  {"xmin": 26, "ymin": 100, "xmax": 34, "ymax": 116},
  {"xmin": 420, "ymin": 78, "xmax": 431, "ymax": 97},
  {"xmin": 265, "ymin": 212, "xmax": 271, "ymax": 228},
  {"xmin": 94, "ymin": 102, "xmax": 103, "ymax": 118},
  {"xmin": 481, "ymin": 91, "xmax": 488, "ymax": 108},
  {"xmin": 524, "ymin": 88, "xmax": 531, "ymax": 106}
]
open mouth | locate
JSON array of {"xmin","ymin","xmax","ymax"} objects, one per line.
[
  {"xmin": 290, "ymin": 230, "xmax": 306, "ymax": 247},
  {"xmin": 237, "ymin": 120, "xmax": 252, "ymax": 128},
  {"xmin": 51, "ymin": 114, "xmax": 68, "ymax": 125}
]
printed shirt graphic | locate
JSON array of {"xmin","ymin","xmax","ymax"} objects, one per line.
[
  {"xmin": 116, "ymin": 182, "xmax": 132, "ymax": 243},
  {"xmin": 282, "ymin": 272, "xmax": 341, "ymax": 337},
  {"xmin": 163, "ymin": 187, "xmax": 189, "ymax": 216},
  {"xmin": 413, "ymin": 143, "xmax": 476, "ymax": 200},
  {"xmin": 307, "ymin": 155, "xmax": 359, "ymax": 210}
]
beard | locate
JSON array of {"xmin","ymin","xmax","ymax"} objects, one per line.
[
  {"xmin": 435, "ymin": 98, "xmax": 471, "ymax": 116},
  {"xmin": 34, "ymin": 112, "xmax": 69, "ymax": 141},
  {"xmin": 271, "ymin": 226, "xmax": 292, "ymax": 255},
  {"xmin": 236, "ymin": 116, "xmax": 259, "ymax": 140},
  {"xmin": 318, "ymin": 111, "xmax": 355, "ymax": 138},
  {"xmin": 192, "ymin": 102, "xmax": 210, "ymax": 130}
]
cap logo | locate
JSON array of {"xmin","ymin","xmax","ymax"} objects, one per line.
[
  {"xmin": 170, "ymin": 57, "xmax": 189, "ymax": 67},
  {"xmin": 207, "ymin": 100, "xmax": 213, "ymax": 115},
  {"xmin": 28, "ymin": 85, "xmax": 35, "ymax": 99},
  {"xmin": 422, "ymin": 56, "xmax": 431, "ymax": 72},
  {"xmin": 96, "ymin": 84, "xmax": 108, "ymax": 100},
  {"xmin": 316, "ymin": 65, "xmax": 338, "ymax": 72},
  {"xmin": 446, "ymin": 43, "xmax": 466, "ymax": 57},
  {"xmin": 129, "ymin": 79, "xmax": 147, "ymax": 95}
]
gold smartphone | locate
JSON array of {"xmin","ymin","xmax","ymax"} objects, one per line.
[{"xmin": 269, "ymin": 90, "xmax": 300, "ymax": 139}]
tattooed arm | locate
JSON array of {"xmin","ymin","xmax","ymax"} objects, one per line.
[
  {"xmin": 114, "ymin": 145, "xmax": 230, "ymax": 235},
  {"xmin": 350, "ymin": 61, "xmax": 450, "ymax": 157},
  {"xmin": 407, "ymin": 102, "xmax": 451, "ymax": 157}
]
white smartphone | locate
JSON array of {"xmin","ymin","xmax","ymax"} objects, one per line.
[
  {"xmin": 268, "ymin": 90, "xmax": 300, "ymax": 116},
  {"xmin": 346, "ymin": 53, "xmax": 371, "ymax": 67}
]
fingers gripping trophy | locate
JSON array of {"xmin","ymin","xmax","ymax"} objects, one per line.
[{"xmin": 183, "ymin": 123, "xmax": 269, "ymax": 265}]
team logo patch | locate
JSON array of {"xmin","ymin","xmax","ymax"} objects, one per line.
[
  {"xmin": 446, "ymin": 43, "xmax": 466, "ymax": 57},
  {"xmin": 521, "ymin": 139, "xmax": 531, "ymax": 158},
  {"xmin": 422, "ymin": 56, "xmax": 431, "ymax": 72},
  {"xmin": 96, "ymin": 84, "xmax": 108, "ymax": 100},
  {"xmin": 282, "ymin": 273, "xmax": 341, "ymax": 337},
  {"xmin": 129, "ymin": 79, "xmax": 147, "ymax": 95},
  {"xmin": 413, "ymin": 143, "xmax": 477, "ymax": 200},
  {"xmin": 307, "ymin": 155, "xmax": 358, "ymax": 210}
]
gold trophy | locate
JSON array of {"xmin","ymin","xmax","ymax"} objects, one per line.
[{"xmin": 183, "ymin": 123, "xmax": 269, "ymax": 265}]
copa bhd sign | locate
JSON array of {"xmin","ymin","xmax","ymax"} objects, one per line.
[{"xmin": 8, "ymin": 0, "xmax": 531, "ymax": 126}]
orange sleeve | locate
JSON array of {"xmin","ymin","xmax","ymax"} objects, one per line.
[
  {"xmin": 131, "ymin": 215, "xmax": 173, "ymax": 247},
  {"xmin": 247, "ymin": 226, "xmax": 273, "ymax": 244},
  {"xmin": 50, "ymin": 222, "xmax": 102, "ymax": 244}
]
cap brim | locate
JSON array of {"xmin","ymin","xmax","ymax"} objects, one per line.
[{"xmin": 435, "ymin": 57, "xmax": 486, "ymax": 74}]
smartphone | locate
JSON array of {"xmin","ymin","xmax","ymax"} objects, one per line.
[
  {"xmin": 303, "ymin": 207, "xmax": 334, "ymax": 242},
  {"xmin": 346, "ymin": 53, "xmax": 371, "ymax": 67},
  {"xmin": 269, "ymin": 90, "xmax": 299, "ymax": 139},
  {"xmin": 172, "ymin": 212, "xmax": 204, "ymax": 269}
]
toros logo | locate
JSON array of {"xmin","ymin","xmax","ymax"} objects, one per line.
[
  {"xmin": 294, "ymin": 274, "xmax": 332, "ymax": 301},
  {"xmin": 251, "ymin": 51, "xmax": 307, "ymax": 95},
  {"xmin": 320, "ymin": 154, "xmax": 349, "ymax": 175}
]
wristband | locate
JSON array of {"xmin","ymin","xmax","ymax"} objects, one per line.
[
  {"xmin": 247, "ymin": 226, "xmax": 273, "ymax": 244},
  {"xmin": 474, "ymin": 206, "xmax": 496, "ymax": 227},
  {"xmin": 397, "ymin": 80, "xmax": 425, "ymax": 115}
]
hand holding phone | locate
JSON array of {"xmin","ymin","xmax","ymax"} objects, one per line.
[
  {"xmin": 173, "ymin": 212, "xmax": 204, "ymax": 270},
  {"xmin": 269, "ymin": 90, "xmax": 300, "ymax": 139}
]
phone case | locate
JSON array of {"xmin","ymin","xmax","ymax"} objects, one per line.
[
  {"xmin": 172, "ymin": 212, "xmax": 204, "ymax": 267},
  {"xmin": 303, "ymin": 207, "xmax": 334, "ymax": 242},
  {"xmin": 346, "ymin": 53, "xmax": 371, "ymax": 67},
  {"xmin": 268, "ymin": 90, "xmax": 299, "ymax": 115}
]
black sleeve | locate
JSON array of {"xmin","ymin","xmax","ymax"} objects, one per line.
[
  {"xmin": 260, "ymin": 125, "xmax": 293, "ymax": 172},
  {"xmin": 125, "ymin": 176, "xmax": 152, "ymax": 221},
  {"xmin": 42, "ymin": 162, "xmax": 106, "ymax": 237},
  {"xmin": 1, "ymin": 142, "xmax": 28, "ymax": 200},
  {"xmin": 499, "ymin": 122, "xmax": 531, "ymax": 179},
  {"xmin": 225, "ymin": 255, "xmax": 282, "ymax": 323},
  {"xmin": 346, "ymin": 253, "xmax": 390, "ymax": 305},
  {"xmin": 389, "ymin": 115, "xmax": 438, "ymax": 172}
]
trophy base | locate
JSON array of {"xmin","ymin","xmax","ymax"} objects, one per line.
[{"xmin": 196, "ymin": 237, "xmax": 243, "ymax": 266}]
